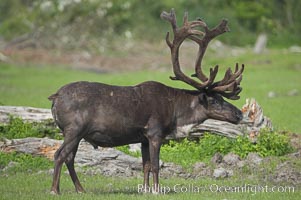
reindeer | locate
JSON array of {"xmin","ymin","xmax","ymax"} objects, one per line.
[{"xmin": 48, "ymin": 9, "xmax": 244, "ymax": 194}]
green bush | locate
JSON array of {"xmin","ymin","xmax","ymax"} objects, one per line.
[
  {"xmin": 0, "ymin": 116, "xmax": 62, "ymax": 140},
  {"xmin": 160, "ymin": 136, "xmax": 233, "ymax": 167},
  {"xmin": 117, "ymin": 130, "xmax": 294, "ymax": 168},
  {"xmin": 231, "ymin": 129, "xmax": 294, "ymax": 157},
  {"xmin": 160, "ymin": 130, "xmax": 294, "ymax": 168},
  {"xmin": 0, "ymin": 151, "xmax": 52, "ymax": 173},
  {"xmin": 116, "ymin": 145, "xmax": 141, "ymax": 158},
  {"xmin": 255, "ymin": 129, "xmax": 294, "ymax": 157}
]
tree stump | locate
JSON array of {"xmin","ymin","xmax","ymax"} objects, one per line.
[{"xmin": 253, "ymin": 33, "xmax": 267, "ymax": 54}]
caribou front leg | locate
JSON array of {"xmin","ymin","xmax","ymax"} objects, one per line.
[
  {"xmin": 148, "ymin": 135, "xmax": 162, "ymax": 194},
  {"xmin": 144, "ymin": 118, "xmax": 164, "ymax": 194},
  {"xmin": 141, "ymin": 142, "xmax": 151, "ymax": 192}
]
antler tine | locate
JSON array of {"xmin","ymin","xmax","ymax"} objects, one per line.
[
  {"xmin": 165, "ymin": 32, "xmax": 173, "ymax": 48},
  {"xmin": 183, "ymin": 11, "xmax": 188, "ymax": 25},
  {"xmin": 160, "ymin": 9, "xmax": 177, "ymax": 31}
]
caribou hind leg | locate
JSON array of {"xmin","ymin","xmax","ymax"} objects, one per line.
[
  {"xmin": 50, "ymin": 127, "xmax": 83, "ymax": 194},
  {"xmin": 65, "ymin": 143, "xmax": 85, "ymax": 193}
]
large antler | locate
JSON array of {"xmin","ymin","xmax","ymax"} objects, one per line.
[{"xmin": 160, "ymin": 9, "xmax": 244, "ymax": 100}]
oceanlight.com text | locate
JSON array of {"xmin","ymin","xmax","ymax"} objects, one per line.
[{"xmin": 137, "ymin": 184, "xmax": 295, "ymax": 194}]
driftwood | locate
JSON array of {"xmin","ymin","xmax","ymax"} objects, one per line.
[
  {"xmin": 0, "ymin": 137, "xmax": 187, "ymax": 178},
  {"xmin": 0, "ymin": 106, "xmax": 52, "ymax": 123},
  {"xmin": 0, "ymin": 98, "xmax": 272, "ymax": 140},
  {"xmin": 0, "ymin": 137, "xmax": 142, "ymax": 177}
]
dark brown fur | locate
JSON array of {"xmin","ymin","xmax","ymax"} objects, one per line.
[{"xmin": 49, "ymin": 81, "xmax": 242, "ymax": 194}]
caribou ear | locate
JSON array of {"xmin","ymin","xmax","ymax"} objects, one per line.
[{"xmin": 198, "ymin": 93, "xmax": 208, "ymax": 108}]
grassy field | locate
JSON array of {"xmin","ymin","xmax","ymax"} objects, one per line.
[
  {"xmin": 1, "ymin": 171, "xmax": 300, "ymax": 200},
  {"xmin": 1, "ymin": 146, "xmax": 300, "ymax": 200},
  {"xmin": 0, "ymin": 49, "xmax": 300, "ymax": 133},
  {"xmin": 0, "ymin": 48, "xmax": 300, "ymax": 199}
]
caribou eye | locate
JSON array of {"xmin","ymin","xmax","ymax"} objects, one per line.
[
  {"xmin": 214, "ymin": 99, "xmax": 219, "ymax": 104},
  {"xmin": 209, "ymin": 99, "xmax": 218, "ymax": 105}
]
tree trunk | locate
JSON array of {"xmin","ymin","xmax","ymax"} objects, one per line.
[{"xmin": 0, "ymin": 98, "xmax": 272, "ymax": 140}]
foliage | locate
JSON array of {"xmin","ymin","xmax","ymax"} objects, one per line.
[
  {"xmin": 117, "ymin": 130, "xmax": 294, "ymax": 168},
  {"xmin": 232, "ymin": 129, "xmax": 294, "ymax": 157},
  {"xmin": 0, "ymin": 0, "xmax": 300, "ymax": 47},
  {"xmin": 254, "ymin": 129, "xmax": 294, "ymax": 157},
  {"xmin": 160, "ymin": 130, "xmax": 294, "ymax": 168},
  {"xmin": 161, "ymin": 138, "xmax": 203, "ymax": 168},
  {"xmin": 116, "ymin": 145, "xmax": 141, "ymax": 158},
  {"xmin": 0, "ymin": 116, "xmax": 62, "ymax": 140},
  {"xmin": 0, "ymin": 151, "xmax": 52, "ymax": 173}
]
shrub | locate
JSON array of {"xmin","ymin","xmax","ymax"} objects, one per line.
[
  {"xmin": 117, "ymin": 130, "xmax": 294, "ymax": 168},
  {"xmin": 161, "ymin": 130, "xmax": 294, "ymax": 167},
  {"xmin": 232, "ymin": 129, "xmax": 294, "ymax": 158},
  {"xmin": 0, "ymin": 116, "xmax": 62, "ymax": 140},
  {"xmin": 116, "ymin": 145, "xmax": 141, "ymax": 158},
  {"xmin": 161, "ymin": 139, "xmax": 202, "ymax": 168},
  {"xmin": 0, "ymin": 151, "xmax": 52, "ymax": 173},
  {"xmin": 255, "ymin": 129, "xmax": 294, "ymax": 157}
]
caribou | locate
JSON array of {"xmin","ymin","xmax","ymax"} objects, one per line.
[{"xmin": 48, "ymin": 9, "xmax": 245, "ymax": 194}]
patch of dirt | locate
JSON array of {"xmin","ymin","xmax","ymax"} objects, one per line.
[
  {"xmin": 273, "ymin": 160, "xmax": 301, "ymax": 185},
  {"xmin": 290, "ymin": 133, "xmax": 301, "ymax": 150},
  {"xmin": 38, "ymin": 143, "xmax": 61, "ymax": 160}
]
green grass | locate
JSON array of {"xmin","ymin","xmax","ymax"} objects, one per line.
[
  {"xmin": 0, "ymin": 172, "xmax": 300, "ymax": 200},
  {"xmin": 1, "ymin": 150, "xmax": 300, "ymax": 200},
  {"xmin": 0, "ymin": 49, "xmax": 300, "ymax": 133}
]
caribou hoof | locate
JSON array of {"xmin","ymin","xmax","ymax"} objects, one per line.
[
  {"xmin": 50, "ymin": 190, "xmax": 59, "ymax": 195},
  {"xmin": 152, "ymin": 190, "xmax": 160, "ymax": 195},
  {"xmin": 77, "ymin": 189, "xmax": 86, "ymax": 194}
]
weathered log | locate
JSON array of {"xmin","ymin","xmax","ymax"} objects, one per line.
[
  {"xmin": 0, "ymin": 106, "xmax": 52, "ymax": 123},
  {"xmin": 0, "ymin": 137, "xmax": 186, "ymax": 178},
  {"xmin": 0, "ymin": 98, "xmax": 272, "ymax": 140},
  {"xmin": 0, "ymin": 137, "xmax": 141, "ymax": 177}
]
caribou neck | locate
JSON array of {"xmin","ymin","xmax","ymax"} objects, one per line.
[{"xmin": 173, "ymin": 89, "xmax": 207, "ymax": 127}]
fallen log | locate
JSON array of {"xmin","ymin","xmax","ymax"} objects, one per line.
[
  {"xmin": 0, "ymin": 137, "xmax": 186, "ymax": 178},
  {"xmin": 0, "ymin": 98, "xmax": 272, "ymax": 140},
  {"xmin": 0, "ymin": 106, "xmax": 52, "ymax": 123}
]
